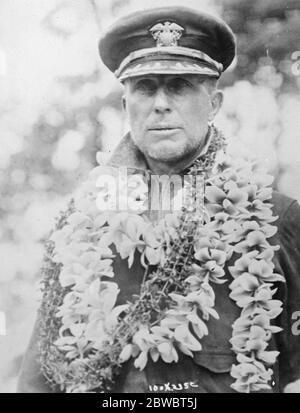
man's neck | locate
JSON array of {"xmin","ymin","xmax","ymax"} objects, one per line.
[{"xmin": 145, "ymin": 149, "xmax": 201, "ymax": 175}]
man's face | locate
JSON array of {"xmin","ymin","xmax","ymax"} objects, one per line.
[{"xmin": 123, "ymin": 74, "xmax": 222, "ymax": 163}]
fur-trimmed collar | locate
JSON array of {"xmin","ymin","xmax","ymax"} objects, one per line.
[{"xmin": 107, "ymin": 133, "xmax": 148, "ymax": 170}]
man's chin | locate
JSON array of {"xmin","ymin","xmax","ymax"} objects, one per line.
[{"xmin": 147, "ymin": 146, "xmax": 187, "ymax": 163}]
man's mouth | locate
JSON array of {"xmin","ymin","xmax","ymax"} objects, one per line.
[{"xmin": 148, "ymin": 126, "xmax": 181, "ymax": 131}]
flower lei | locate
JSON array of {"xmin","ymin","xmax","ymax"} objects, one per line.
[{"xmin": 38, "ymin": 127, "xmax": 284, "ymax": 393}]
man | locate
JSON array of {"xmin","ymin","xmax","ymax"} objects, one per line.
[{"xmin": 18, "ymin": 6, "xmax": 300, "ymax": 393}]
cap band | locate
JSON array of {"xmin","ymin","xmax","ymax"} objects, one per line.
[{"xmin": 115, "ymin": 46, "xmax": 223, "ymax": 80}]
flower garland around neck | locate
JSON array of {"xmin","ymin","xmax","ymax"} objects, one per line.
[{"xmin": 38, "ymin": 126, "xmax": 284, "ymax": 393}]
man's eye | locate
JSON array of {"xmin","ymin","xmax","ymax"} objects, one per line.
[
  {"xmin": 134, "ymin": 79, "xmax": 157, "ymax": 94},
  {"xmin": 166, "ymin": 78, "xmax": 192, "ymax": 94}
]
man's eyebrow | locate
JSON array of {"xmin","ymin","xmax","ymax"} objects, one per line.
[
  {"xmin": 133, "ymin": 76, "xmax": 157, "ymax": 81},
  {"xmin": 128, "ymin": 77, "xmax": 155, "ymax": 86},
  {"xmin": 192, "ymin": 75, "xmax": 208, "ymax": 83}
]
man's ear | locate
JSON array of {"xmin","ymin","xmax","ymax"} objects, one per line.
[
  {"xmin": 122, "ymin": 95, "xmax": 127, "ymax": 111},
  {"xmin": 209, "ymin": 90, "xmax": 223, "ymax": 121}
]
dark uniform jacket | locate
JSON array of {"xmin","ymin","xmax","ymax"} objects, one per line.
[{"xmin": 17, "ymin": 135, "xmax": 300, "ymax": 393}]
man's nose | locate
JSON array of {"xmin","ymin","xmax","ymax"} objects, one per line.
[{"xmin": 153, "ymin": 88, "xmax": 171, "ymax": 114}]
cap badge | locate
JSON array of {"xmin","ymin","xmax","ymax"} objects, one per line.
[{"xmin": 149, "ymin": 22, "xmax": 184, "ymax": 47}]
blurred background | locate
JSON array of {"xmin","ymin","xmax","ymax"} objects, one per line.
[{"xmin": 0, "ymin": 0, "xmax": 300, "ymax": 392}]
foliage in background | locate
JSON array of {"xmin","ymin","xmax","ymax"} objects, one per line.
[{"xmin": 216, "ymin": 0, "xmax": 300, "ymax": 196}]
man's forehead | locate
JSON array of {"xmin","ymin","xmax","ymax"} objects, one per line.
[{"xmin": 125, "ymin": 73, "xmax": 213, "ymax": 84}]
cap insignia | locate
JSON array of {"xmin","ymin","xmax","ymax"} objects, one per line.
[{"xmin": 149, "ymin": 22, "xmax": 184, "ymax": 47}]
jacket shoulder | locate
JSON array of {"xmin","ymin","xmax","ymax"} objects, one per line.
[{"xmin": 271, "ymin": 190, "xmax": 298, "ymax": 221}]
